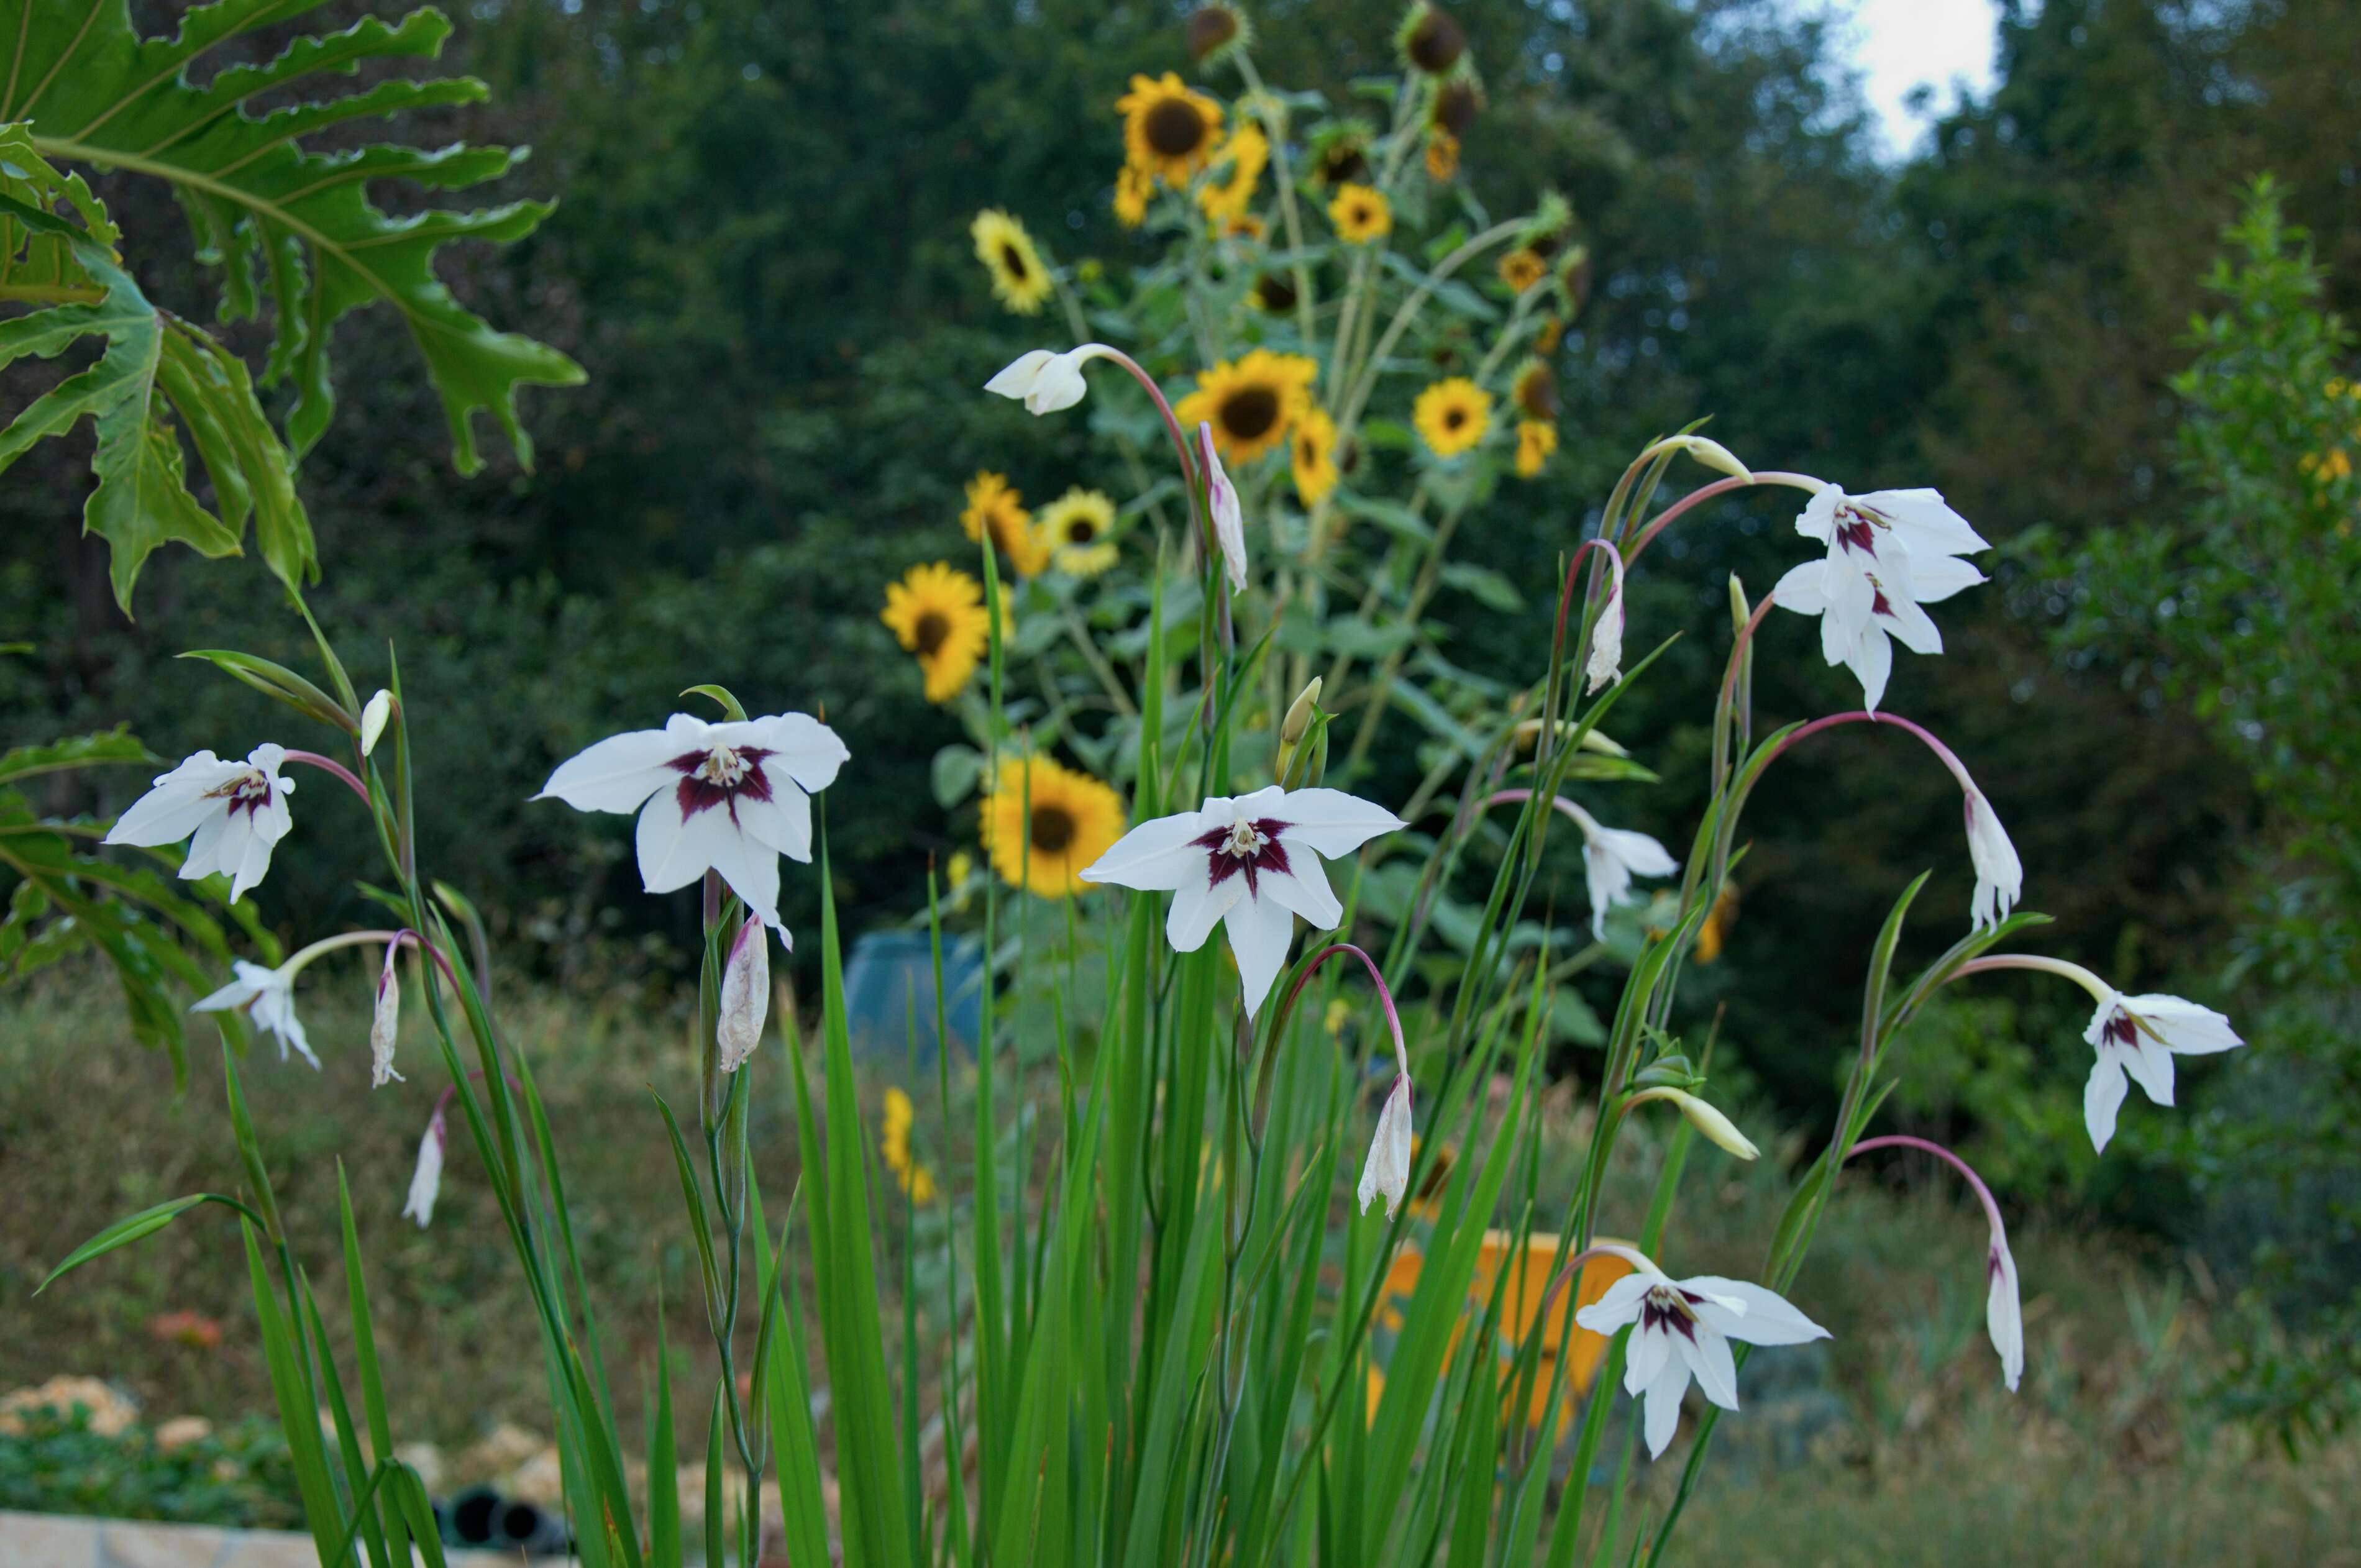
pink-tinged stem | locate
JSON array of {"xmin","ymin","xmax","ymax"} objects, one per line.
[
  {"xmin": 282, "ymin": 749, "xmax": 371, "ymax": 805},
  {"xmin": 1717, "ymin": 590, "xmax": 1781, "ymax": 714},
  {"xmin": 1764, "ymin": 709, "xmax": 1978, "ymax": 796},
  {"xmin": 1528, "ymin": 1239, "xmax": 1663, "ymax": 1356},
  {"xmin": 1482, "ymin": 787, "xmax": 1596, "ymax": 837},
  {"xmin": 1095, "ymin": 345, "xmax": 1200, "ymax": 498},
  {"xmin": 1621, "ymin": 470, "xmax": 1824, "ymax": 568},
  {"xmin": 1848, "ymin": 1134, "xmax": 2007, "ymax": 1243},
  {"xmin": 1279, "ymin": 942, "xmax": 1409, "ymax": 1077}
]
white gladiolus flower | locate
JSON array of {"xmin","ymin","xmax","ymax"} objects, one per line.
[
  {"xmin": 535, "ymin": 711, "xmax": 849, "ymax": 940},
  {"xmin": 1197, "ymin": 422, "xmax": 1248, "ymax": 594},
  {"xmin": 1576, "ymin": 1264, "xmax": 1832, "ymax": 1459},
  {"xmin": 403, "ymin": 1108, "xmax": 447, "ymax": 1228},
  {"xmin": 1357, "ymin": 1073, "xmax": 1415, "ymax": 1218},
  {"xmin": 1558, "ymin": 801, "xmax": 1678, "ymax": 942},
  {"xmin": 193, "ymin": 960, "xmax": 316, "ymax": 1069},
  {"xmin": 985, "ymin": 344, "xmax": 1119, "ymax": 414},
  {"xmin": 359, "ymin": 690, "xmax": 394, "ymax": 757},
  {"xmin": 2080, "ymin": 989, "xmax": 2244, "ymax": 1152},
  {"xmin": 1964, "ymin": 788, "xmax": 2023, "ymax": 932},
  {"xmin": 1988, "ymin": 1238, "xmax": 2024, "ymax": 1393},
  {"xmin": 104, "ymin": 744, "xmax": 296, "ymax": 903},
  {"xmin": 369, "ymin": 947, "xmax": 403, "ymax": 1088},
  {"xmin": 1772, "ymin": 485, "xmax": 1989, "ymax": 711},
  {"xmin": 1586, "ymin": 581, "xmax": 1625, "ymax": 694},
  {"xmin": 715, "ymin": 916, "xmax": 770, "ymax": 1073},
  {"xmin": 1079, "ymin": 785, "xmax": 1404, "ymax": 1016}
]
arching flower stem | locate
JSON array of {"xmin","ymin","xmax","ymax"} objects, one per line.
[
  {"xmin": 1953, "ymin": 951, "xmax": 2112, "ymax": 1003},
  {"xmin": 281, "ymin": 748, "xmax": 371, "ymax": 805},
  {"xmin": 1847, "ymin": 1134, "xmax": 2006, "ymax": 1236},
  {"xmin": 1620, "ymin": 470, "xmax": 1825, "ymax": 568}
]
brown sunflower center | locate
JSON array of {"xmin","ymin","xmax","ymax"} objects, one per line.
[
  {"xmin": 914, "ymin": 611, "xmax": 950, "ymax": 657},
  {"xmin": 1444, "ymin": 407, "xmax": 1467, "ymax": 430},
  {"xmin": 1408, "ymin": 11, "xmax": 1465, "ymax": 73},
  {"xmin": 1187, "ymin": 6, "xmax": 1238, "ymax": 60},
  {"xmin": 1435, "ymin": 81, "xmax": 1479, "ymax": 135},
  {"xmin": 1254, "ymin": 273, "xmax": 1298, "ymax": 312},
  {"xmin": 1222, "ymin": 386, "xmax": 1282, "ymax": 440},
  {"xmin": 1320, "ymin": 146, "xmax": 1369, "ymax": 186},
  {"xmin": 1000, "ymin": 242, "xmax": 1029, "ymax": 280},
  {"xmin": 1063, "ymin": 515, "xmax": 1098, "ymax": 544},
  {"xmin": 1030, "ymin": 805, "xmax": 1076, "ymax": 854},
  {"xmin": 1146, "ymin": 98, "xmax": 1207, "ymax": 158}
]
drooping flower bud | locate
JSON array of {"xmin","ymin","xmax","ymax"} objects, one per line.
[
  {"xmin": 1187, "ymin": 3, "xmax": 1253, "ymax": 66},
  {"xmin": 370, "ymin": 942, "xmax": 403, "ymax": 1088},
  {"xmin": 1624, "ymin": 1085, "xmax": 1759, "ymax": 1160},
  {"xmin": 402, "ymin": 1106, "xmax": 447, "ymax": 1228},
  {"xmin": 1586, "ymin": 572, "xmax": 1625, "ymax": 694},
  {"xmin": 1356, "ymin": 1075, "xmax": 1415, "ymax": 1217},
  {"xmin": 359, "ymin": 689, "xmax": 395, "ymax": 757},
  {"xmin": 1197, "ymin": 422, "xmax": 1249, "ymax": 594},
  {"xmin": 716, "ymin": 916, "xmax": 770, "ymax": 1073}
]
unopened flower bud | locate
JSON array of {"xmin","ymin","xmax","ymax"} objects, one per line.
[
  {"xmin": 1281, "ymin": 677, "xmax": 1323, "ymax": 746},
  {"xmin": 401, "ymin": 1107, "xmax": 446, "ymax": 1228},
  {"xmin": 1625, "ymin": 1086, "xmax": 1759, "ymax": 1159},
  {"xmin": 716, "ymin": 916, "xmax": 770, "ymax": 1073},
  {"xmin": 358, "ymin": 690, "xmax": 395, "ymax": 757},
  {"xmin": 369, "ymin": 944, "xmax": 403, "ymax": 1089},
  {"xmin": 1356, "ymin": 1074, "xmax": 1415, "ymax": 1217}
]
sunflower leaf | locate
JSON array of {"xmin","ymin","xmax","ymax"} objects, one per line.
[{"xmin": 5, "ymin": 0, "xmax": 583, "ymax": 473}]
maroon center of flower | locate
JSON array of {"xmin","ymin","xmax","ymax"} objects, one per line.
[
  {"xmin": 1194, "ymin": 816, "xmax": 1292, "ymax": 895},
  {"xmin": 1639, "ymin": 1285, "xmax": 1704, "ymax": 1342},
  {"xmin": 669, "ymin": 744, "xmax": 777, "ymax": 823},
  {"xmin": 206, "ymin": 770, "xmax": 275, "ymax": 819},
  {"xmin": 2100, "ymin": 1008, "xmax": 2140, "ymax": 1049},
  {"xmin": 1864, "ymin": 572, "xmax": 1895, "ymax": 619}
]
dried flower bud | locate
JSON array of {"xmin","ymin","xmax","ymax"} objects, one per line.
[{"xmin": 716, "ymin": 916, "xmax": 770, "ymax": 1073}]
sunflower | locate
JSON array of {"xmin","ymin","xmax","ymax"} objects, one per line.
[
  {"xmin": 1533, "ymin": 312, "xmax": 1564, "ymax": 355},
  {"xmin": 981, "ymin": 755, "xmax": 1126, "ymax": 899},
  {"xmin": 1212, "ymin": 211, "xmax": 1267, "ymax": 242},
  {"xmin": 1250, "ymin": 272, "xmax": 1298, "ymax": 314},
  {"xmin": 970, "ymin": 209, "xmax": 1053, "ymax": 316},
  {"xmin": 1199, "ymin": 123, "xmax": 1268, "ymax": 222},
  {"xmin": 1497, "ymin": 247, "xmax": 1546, "ymax": 293},
  {"xmin": 1118, "ymin": 73, "xmax": 1224, "ymax": 185},
  {"xmin": 1433, "ymin": 78, "xmax": 1483, "ymax": 137},
  {"xmin": 1413, "ymin": 377, "xmax": 1492, "ymax": 458},
  {"xmin": 1174, "ymin": 349, "xmax": 1318, "ymax": 465},
  {"xmin": 1510, "ymin": 356, "xmax": 1557, "ymax": 421},
  {"xmin": 1186, "ymin": 2, "xmax": 1254, "ymax": 68},
  {"xmin": 1395, "ymin": 1, "xmax": 1468, "ymax": 75},
  {"xmin": 1039, "ymin": 487, "xmax": 1120, "ymax": 577},
  {"xmin": 1311, "ymin": 128, "xmax": 1371, "ymax": 188},
  {"xmin": 1291, "ymin": 407, "xmax": 1339, "ymax": 505},
  {"xmin": 879, "ymin": 1088, "xmax": 938, "ymax": 1205},
  {"xmin": 882, "ymin": 562, "xmax": 995, "ymax": 703},
  {"xmin": 1113, "ymin": 164, "xmax": 1153, "ymax": 229},
  {"xmin": 1329, "ymin": 182, "xmax": 1392, "ymax": 245},
  {"xmin": 1424, "ymin": 127, "xmax": 1460, "ymax": 181},
  {"xmin": 1514, "ymin": 419, "xmax": 1557, "ymax": 478},
  {"xmin": 961, "ymin": 472, "xmax": 1051, "ymax": 577}
]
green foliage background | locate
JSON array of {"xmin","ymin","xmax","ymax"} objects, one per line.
[{"xmin": 3, "ymin": 0, "xmax": 2355, "ymax": 1333}]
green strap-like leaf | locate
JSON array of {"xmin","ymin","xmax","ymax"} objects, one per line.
[
  {"xmin": 37, "ymin": 1192, "xmax": 259, "ymax": 1291},
  {"xmin": 6, "ymin": 0, "xmax": 584, "ymax": 471}
]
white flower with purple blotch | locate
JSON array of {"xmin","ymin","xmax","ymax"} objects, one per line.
[
  {"xmin": 193, "ymin": 959, "xmax": 316, "ymax": 1068},
  {"xmin": 1576, "ymin": 1262, "xmax": 1831, "ymax": 1459},
  {"xmin": 535, "ymin": 711, "xmax": 848, "ymax": 940},
  {"xmin": 104, "ymin": 744, "xmax": 295, "ymax": 903},
  {"xmin": 2080, "ymin": 989, "xmax": 2244, "ymax": 1152},
  {"xmin": 1079, "ymin": 785, "xmax": 1404, "ymax": 1016},
  {"xmin": 1773, "ymin": 486, "xmax": 1989, "ymax": 711}
]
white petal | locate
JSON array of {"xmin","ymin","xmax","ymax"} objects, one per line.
[
  {"xmin": 1354, "ymin": 1077, "xmax": 1414, "ymax": 1216},
  {"xmin": 181, "ymin": 809, "xmax": 234, "ymax": 882},
  {"xmin": 1966, "ymin": 793, "xmax": 2023, "ymax": 931},
  {"xmin": 537, "ymin": 724, "xmax": 687, "ymax": 813},
  {"xmin": 226, "ymin": 811, "xmax": 279, "ymax": 904},
  {"xmin": 1676, "ymin": 1323, "xmax": 1742, "ymax": 1411},
  {"xmin": 1906, "ymin": 552, "xmax": 1987, "ymax": 605},
  {"xmin": 1792, "ymin": 485, "xmax": 1841, "ymax": 544},
  {"xmin": 634, "ymin": 792, "xmax": 737, "ymax": 893},
  {"xmin": 743, "ymin": 713, "xmax": 850, "ymax": 794},
  {"xmin": 1641, "ymin": 1356, "xmax": 1691, "ymax": 1459},
  {"xmin": 1260, "ymin": 854, "xmax": 1343, "ymax": 931},
  {"xmin": 2081, "ymin": 991, "xmax": 2126, "ymax": 1049},
  {"xmin": 103, "ymin": 752, "xmax": 243, "ymax": 847},
  {"xmin": 1582, "ymin": 839, "xmax": 1632, "ymax": 942},
  {"xmin": 1166, "ymin": 872, "xmax": 1244, "ymax": 952},
  {"xmin": 985, "ymin": 349, "xmax": 1057, "ymax": 398},
  {"xmin": 1585, "ymin": 589, "xmax": 1625, "ymax": 693},
  {"xmin": 1223, "ymin": 889, "xmax": 1296, "ymax": 1018},
  {"xmin": 2122, "ymin": 994, "xmax": 2243, "ymax": 1055},
  {"xmin": 1988, "ymin": 1243, "xmax": 2024, "ymax": 1393},
  {"xmin": 1844, "ymin": 621, "xmax": 1894, "ymax": 713},
  {"xmin": 2083, "ymin": 1051, "xmax": 2129, "ymax": 1152},
  {"xmin": 402, "ymin": 1120, "xmax": 445, "ymax": 1228},
  {"xmin": 191, "ymin": 963, "xmax": 271, "ymax": 1013},
  {"xmin": 733, "ymin": 784, "xmax": 815, "ymax": 865},
  {"xmin": 1683, "ymin": 1278, "xmax": 1830, "ymax": 1347},
  {"xmin": 1877, "ymin": 589, "xmax": 1945, "ymax": 657},
  {"xmin": 2121, "ymin": 1037, "xmax": 2176, "ymax": 1107},
  {"xmin": 1863, "ymin": 488, "xmax": 1991, "ymax": 558},
  {"xmin": 1083, "ymin": 809, "xmax": 1214, "ymax": 891},
  {"xmin": 1592, "ymin": 825, "xmax": 1678, "ymax": 878},
  {"xmin": 1622, "ymin": 1320, "xmax": 1671, "ymax": 1398},
  {"xmin": 1771, "ymin": 558, "xmax": 1830, "ymax": 617},
  {"xmin": 705, "ymin": 827, "xmax": 784, "ymax": 933},
  {"xmin": 1272, "ymin": 788, "xmax": 1406, "ymax": 860},
  {"xmin": 1576, "ymin": 1272, "xmax": 1655, "ymax": 1334}
]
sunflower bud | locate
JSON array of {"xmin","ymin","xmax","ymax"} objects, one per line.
[
  {"xmin": 1187, "ymin": 4, "xmax": 1253, "ymax": 67},
  {"xmin": 716, "ymin": 916, "xmax": 770, "ymax": 1074},
  {"xmin": 1623, "ymin": 1086, "xmax": 1759, "ymax": 1160}
]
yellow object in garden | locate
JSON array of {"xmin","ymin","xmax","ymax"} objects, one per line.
[
  {"xmin": 1291, "ymin": 407, "xmax": 1340, "ymax": 505},
  {"xmin": 969, "ymin": 209, "xmax": 1053, "ymax": 316},
  {"xmin": 1498, "ymin": 247, "xmax": 1546, "ymax": 293},
  {"xmin": 1514, "ymin": 419, "xmax": 1557, "ymax": 478},
  {"xmin": 1118, "ymin": 73, "xmax": 1223, "ymax": 184},
  {"xmin": 1038, "ymin": 488, "xmax": 1121, "ymax": 577},
  {"xmin": 1370, "ymin": 1229, "xmax": 1638, "ymax": 1430},
  {"xmin": 1113, "ymin": 163, "xmax": 1152, "ymax": 229},
  {"xmin": 1176, "ymin": 350, "xmax": 1318, "ymax": 465},
  {"xmin": 981, "ymin": 755, "xmax": 1126, "ymax": 899},
  {"xmin": 1329, "ymin": 181, "xmax": 1392, "ymax": 245},
  {"xmin": 881, "ymin": 562, "xmax": 994, "ymax": 703},
  {"xmin": 1199, "ymin": 124, "xmax": 1269, "ymax": 222},
  {"xmin": 879, "ymin": 1087, "xmax": 938, "ymax": 1205},
  {"xmin": 1424, "ymin": 127, "xmax": 1459, "ymax": 183},
  {"xmin": 1414, "ymin": 377, "xmax": 1492, "ymax": 459},
  {"xmin": 961, "ymin": 471, "xmax": 1050, "ymax": 577}
]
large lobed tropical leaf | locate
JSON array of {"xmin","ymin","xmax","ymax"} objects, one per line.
[{"xmin": 2, "ymin": 0, "xmax": 582, "ymax": 476}]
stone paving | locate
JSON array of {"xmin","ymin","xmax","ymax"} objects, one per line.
[{"xmin": 0, "ymin": 1510, "xmax": 563, "ymax": 1567}]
